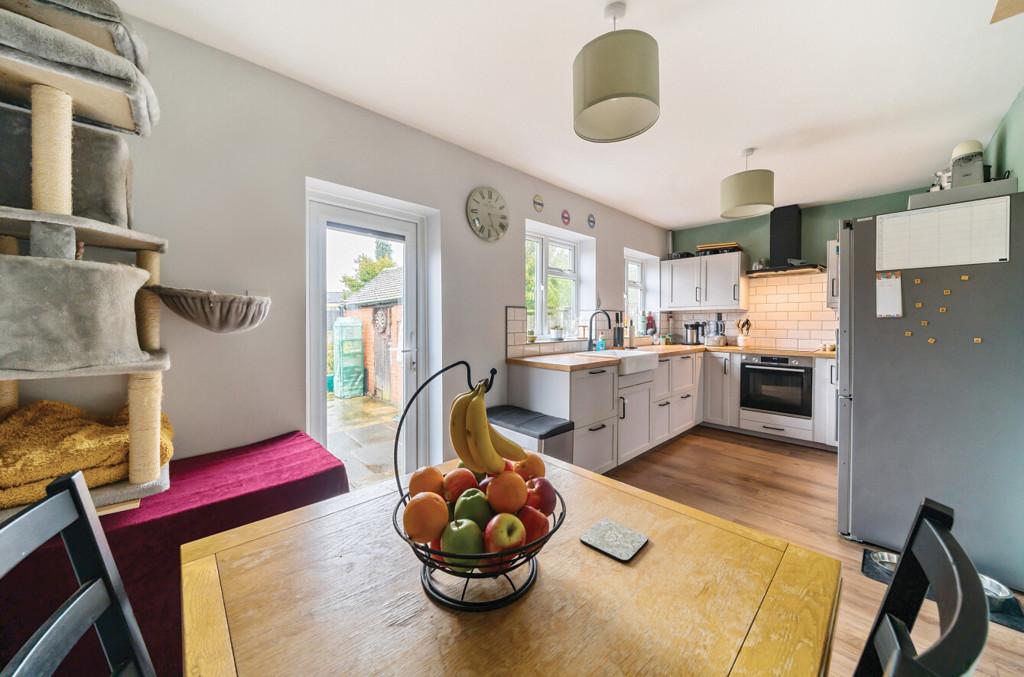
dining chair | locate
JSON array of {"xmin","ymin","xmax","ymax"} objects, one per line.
[
  {"xmin": 854, "ymin": 498, "xmax": 989, "ymax": 677},
  {"xmin": 0, "ymin": 472, "xmax": 155, "ymax": 677}
]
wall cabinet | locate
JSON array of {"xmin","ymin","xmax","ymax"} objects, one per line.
[
  {"xmin": 617, "ymin": 382, "xmax": 652, "ymax": 465},
  {"xmin": 826, "ymin": 239, "xmax": 839, "ymax": 311},
  {"xmin": 813, "ymin": 358, "xmax": 839, "ymax": 446},
  {"xmin": 660, "ymin": 252, "xmax": 749, "ymax": 311}
]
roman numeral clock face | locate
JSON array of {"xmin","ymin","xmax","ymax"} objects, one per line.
[{"xmin": 466, "ymin": 186, "xmax": 509, "ymax": 242}]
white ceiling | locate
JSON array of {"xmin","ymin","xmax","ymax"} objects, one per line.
[{"xmin": 120, "ymin": 0, "xmax": 1024, "ymax": 229}]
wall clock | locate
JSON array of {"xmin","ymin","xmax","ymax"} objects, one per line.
[{"xmin": 466, "ymin": 186, "xmax": 509, "ymax": 241}]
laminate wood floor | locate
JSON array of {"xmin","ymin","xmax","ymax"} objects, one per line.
[{"xmin": 607, "ymin": 426, "xmax": 1024, "ymax": 676}]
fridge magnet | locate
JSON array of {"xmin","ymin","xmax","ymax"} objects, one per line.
[
  {"xmin": 533, "ymin": 194, "xmax": 544, "ymax": 212},
  {"xmin": 913, "ymin": 277, "xmax": 922, "ymax": 285},
  {"xmin": 928, "ymin": 337, "xmax": 937, "ymax": 344},
  {"xmin": 960, "ymin": 274, "xmax": 970, "ymax": 281},
  {"xmin": 561, "ymin": 209, "xmax": 571, "ymax": 225},
  {"xmin": 914, "ymin": 302, "xmax": 923, "ymax": 309},
  {"xmin": 904, "ymin": 330, "xmax": 913, "ymax": 337},
  {"xmin": 943, "ymin": 289, "xmax": 952, "ymax": 296},
  {"xmin": 973, "ymin": 337, "xmax": 983, "ymax": 344},
  {"xmin": 920, "ymin": 320, "xmax": 929, "ymax": 326},
  {"xmin": 875, "ymin": 271, "xmax": 903, "ymax": 318},
  {"xmin": 939, "ymin": 306, "xmax": 948, "ymax": 313}
]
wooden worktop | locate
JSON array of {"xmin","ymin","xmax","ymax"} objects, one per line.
[
  {"xmin": 507, "ymin": 344, "xmax": 835, "ymax": 370},
  {"xmin": 182, "ymin": 456, "xmax": 842, "ymax": 676}
]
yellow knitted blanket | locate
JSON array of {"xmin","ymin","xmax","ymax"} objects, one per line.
[{"xmin": 0, "ymin": 400, "xmax": 173, "ymax": 509}]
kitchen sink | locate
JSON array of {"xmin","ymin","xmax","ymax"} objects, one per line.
[{"xmin": 575, "ymin": 349, "xmax": 659, "ymax": 375}]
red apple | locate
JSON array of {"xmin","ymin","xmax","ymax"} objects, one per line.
[
  {"xmin": 443, "ymin": 468, "xmax": 478, "ymax": 503},
  {"xmin": 525, "ymin": 477, "xmax": 557, "ymax": 516},
  {"xmin": 483, "ymin": 513, "xmax": 526, "ymax": 571},
  {"xmin": 427, "ymin": 537, "xmax": 444, "ymax": 563},
  {"xmin": 489, "ymin": 459, "xmax": 515, "ymax": 477},
  {"xmin": 516, "ymin": 505, "xmax": 550, "ymax": 550}
]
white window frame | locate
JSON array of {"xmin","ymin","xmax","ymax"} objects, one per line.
[
  {"xmin": 526, "ymin": 234, "xmax": 579, "ymax": 338},
  {"xmin": 625, "ymin": 256, "xmax": 646, "ymax": 330}
]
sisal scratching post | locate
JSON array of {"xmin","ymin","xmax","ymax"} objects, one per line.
[
  {"xmin": 31, "ymin": 85, "xmax": 73, "ymax": 214},
  {"xmin": 0, "ymin": 236, "xmax": 18, "ymax": 418},
  {"xmin": 135, "ymin": 250, "xmax": 161, "ymax": 351},
  {"xmin": 128, "ymin": 371, "xmax": 162, "ymax": 484}
]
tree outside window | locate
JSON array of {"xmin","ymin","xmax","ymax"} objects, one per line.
[{"xmin": 525, "ymin": 234, "xmax": 578, "ymax": 338}]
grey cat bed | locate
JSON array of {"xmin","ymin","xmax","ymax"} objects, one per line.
[
  {"xmin": 0, "ymin": 0, "xmax": 148, "ymax": 71},
  {"xmin": 0, "ymin": 104, "xmax": 133, "ymax": 227},
  {"xmin": 0, "ymin": 255, "xmax": 149, "ymax": 371},
  {"xmin": 152, "ymin": 286, "xmax": 272, "ymax": 334},
  {"xmin": 0, "ymin": 7, "xmax": 158, "ymax": 135}
]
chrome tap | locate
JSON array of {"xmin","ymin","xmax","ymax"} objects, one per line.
[{"xmin": 587, "ymin": 310, "xmax": 612, "ymax": 351}]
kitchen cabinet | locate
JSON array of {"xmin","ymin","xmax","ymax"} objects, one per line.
[
  {"xmin": 670, "ymin": 391, "xmax": 696, "ymax": 434},
  {"xmin": 573, "ymin": 418, "xmax": 617, "ymax": 474},
  {"xmin": 651, "ymin": 397, "xmax": 671, "ymax": 444},
  {"xmin": 826, "ymin": 239, "xmax": 839, "ymax": 310},
  {"xmin": 813, "ymin": 358, "xmax": 839, "ymax": 446},
  {"xmin": 570, "ymin": 367, "xmax": 617, "ymax": 427},
  {"xmin": 660, "ymin": 252, "xmax": 749, "ymax": 311},
  {"xmin": 670, "ymin": 353, "xmax": 696, "ymax": 392},
  {"xmin": 703, "ymin": 352, "xmax": 740, "ymax": 427},
  {"xmin": 617, "ymin": 381, "xmax": 652, "ymax": 464},
  {"xmin": 652, "ymin": 358, "xmax": 671, "ymax": 400}
]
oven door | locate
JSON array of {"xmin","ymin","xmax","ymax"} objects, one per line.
[{"xmin": 740, "ymin": 364, "xmax": 813, "ymax": 418}]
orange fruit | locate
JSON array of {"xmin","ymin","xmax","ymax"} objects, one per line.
[
  {"xmin": 409, "ymin": 466, "xmax": 445, "ymax": 497},
  {"xmin": 513, "ymin": 452, "xmax": 546, "ymax": 481},
  {"xmin": 403, "ymin": 492, "xmax": 449, "ymax": 543},
  {"xmin": 486, "ymin": 471, "xmax": 528, "ymax": 514}
]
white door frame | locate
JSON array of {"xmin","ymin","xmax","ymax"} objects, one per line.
[{"xmin": 305, "ymin": 180, "xmax": 430, "ymax": 474}]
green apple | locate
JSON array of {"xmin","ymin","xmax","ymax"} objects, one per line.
[
  {"xmin": 441, "ymin": 519, "xmax": 484, "ymax": 572},
  {"xmin": 457, "ymin": 461, "xmax": 487, "ymax": 482},
  {"xmin": 454, "ymin": 488, "xmax": 493, "ymax": 530}
]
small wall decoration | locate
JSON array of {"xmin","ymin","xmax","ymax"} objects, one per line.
[
  {"xmin": 533, "ymin": 194, "xmax": 544, "ymax": 212},
  {"xmin": 561, "ymin": 209, "xmax": 571, "ymax": 226},
  {"xmin": 587, "ymin": 213, "xmax": 596, "ymax": 229}
]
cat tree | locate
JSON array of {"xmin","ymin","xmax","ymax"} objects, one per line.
[{"xmin": 0, "ymin": 1, "xmax": 268, "ymax": 514}]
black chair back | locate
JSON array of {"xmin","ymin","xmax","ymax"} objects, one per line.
[
  {"xmin": 854, "ymin": 498, "xmax": 989, "ymax": 677},
  {"xmin": 0, "ymin": 472, "xmax": 155, "ymax": 677}
]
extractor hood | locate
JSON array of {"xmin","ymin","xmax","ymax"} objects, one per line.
[{"xmin": 745, "ymin": 204, "xmax": 824, "ymax": 277}]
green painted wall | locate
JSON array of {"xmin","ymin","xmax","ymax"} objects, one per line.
[
  {"xmin": 671, "ymin": 188, "xmax": 920, "ymax": 264},
  {"xmin": 985, "ymin": 86, "xmax": 1024, "ymax": 182}
]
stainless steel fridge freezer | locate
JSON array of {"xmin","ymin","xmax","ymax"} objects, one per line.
[{"xmin": 838, "ymin": 193, "xmax": 1024, "ymax": 590}]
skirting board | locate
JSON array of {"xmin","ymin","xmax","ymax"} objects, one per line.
[{"xmin": 0, "ymin": 462, "xmax": 169, "ymax": 523}]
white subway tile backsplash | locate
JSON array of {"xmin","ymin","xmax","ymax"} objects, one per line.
[{"xmin": 507, "ymin": 345, "xmax": 524, "ymax": 358}]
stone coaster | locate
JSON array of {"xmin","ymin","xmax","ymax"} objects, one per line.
[{"xmin": 580, "ymin": 519, "xmax": 648, "ymax": 563}]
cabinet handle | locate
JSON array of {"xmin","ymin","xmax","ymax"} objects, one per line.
[
  {"xmin": 659, "ymin": 359, "xmax": 670, "ymax": 363},
  {"xmin": 831, "ymin": 277, "xmax": 837, "ymax": 298},
  {"xmin": 762, "ymin": 425, "xmax": 785, "ymax": 432},
  {"xmin": 695, "ymin": 286, "xmax": 700, "ymax": 303},
  {"xmin": 724, "ymin": 359, "xmax": 728, "ymax": 376},
  {"xmin": 588, "ymin": 423, "xmax": 606, "ymax": 432},
  {"xmin": 658, "ymin": 401, "xmax": 670, "ymax": 407},
  {"xmin": 588, "ymin": 369, "xmax": 607, "ymax": 375},
  {"xmin": 830, "ymin": 363, "xmax": 836, "ymax": 385},
  {"xmin": 619, "ymin": 396, "xmax": 626, "ymax": 420},
  {"xmin": 680, "ymin": 394, "xmax": 691, "ymax": 399},
  {"xmin": 679, "ymin": 355, "xmax": 691, "ymax": 360},
  {"xmin": 733, "ymin": 283, "xmax": 738, "ymax": 301}
]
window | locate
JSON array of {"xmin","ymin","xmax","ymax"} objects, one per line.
[
  {"xmin": 625, "ymin": 257, "xmax": 645, "ymax": 330},
  {"xmin": 525, "ymin": 235, "xmax": 579, "ymax": 337}
]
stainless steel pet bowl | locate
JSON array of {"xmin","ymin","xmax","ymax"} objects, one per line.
[{"xmin": 870, "ymin": 550, "xmax": 1013, "ymax": 600}]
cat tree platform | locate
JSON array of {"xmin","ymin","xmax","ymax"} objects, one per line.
[{"xmin": 0, "ymin": 207, "xmax": 167, "ymax": 252}]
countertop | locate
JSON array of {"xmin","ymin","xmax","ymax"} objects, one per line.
[{"xmin": 506, "ymin": 344, "xmax": 835, "ymax": 370}]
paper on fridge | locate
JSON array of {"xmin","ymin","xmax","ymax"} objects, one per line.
[{"xmin": 876, "ymin": 271, "xmax": 903, "ymax": 318}]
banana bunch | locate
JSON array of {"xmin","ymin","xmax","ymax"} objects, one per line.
[{"xmin": 450, "ymin": 380, "xmax": 526, "ymax": 474}]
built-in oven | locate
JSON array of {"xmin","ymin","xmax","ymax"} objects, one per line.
[{"xmin": 740, "ymin": 354, "xmax": 813, "ymax": 419}]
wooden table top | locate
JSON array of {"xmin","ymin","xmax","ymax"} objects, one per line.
[{"xmin": 181, "ymin": 457, "xmax": 841, "ymax": 676}]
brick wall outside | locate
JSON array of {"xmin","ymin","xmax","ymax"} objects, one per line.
[{"xmin": 343, "ymin": 304, "xmax": 403, "ymax": 405}]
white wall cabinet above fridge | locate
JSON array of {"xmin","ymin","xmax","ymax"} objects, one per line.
[{"xmin": 660, "ymin": 251, "xmax": 749, "ymax": 311}]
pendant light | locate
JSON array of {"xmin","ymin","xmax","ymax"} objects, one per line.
[
  {"xmin": 573, "ymin": 1, "xmax": 660, "ymax": 143},
  {"xmin": 720, "ymin": 148, "xmax": 774, "ymax": 219}
]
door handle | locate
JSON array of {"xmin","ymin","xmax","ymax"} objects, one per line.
[
  {"xmin": 588, "ymin": 423, "xmax": 606, "ymax": 432},
  {"xmin": 762, "ymin": 425, "xmax": 786, "ymax": 432}
]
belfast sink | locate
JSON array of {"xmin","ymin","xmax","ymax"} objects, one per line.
[{"xmin": 575, "ymin": 349, "xmax": 659, "ymax": 375}]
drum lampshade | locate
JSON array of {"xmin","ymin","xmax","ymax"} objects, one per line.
[
  {"xmin": 720, "ymin": 169, "xmax": 774, "ymax": 219},
  {"xmin": 573, "ymin": 29, "xmax": 659, "ymax": 143}
]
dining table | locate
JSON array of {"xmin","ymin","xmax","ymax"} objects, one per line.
[{"xmin": 181, "ymin": 455, "xmax": 842, "ymax": 676}]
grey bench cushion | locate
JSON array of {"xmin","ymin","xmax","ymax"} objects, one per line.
[{"xmin": 487, "ymin": 405, "xmax": 574, "ymax": 440}]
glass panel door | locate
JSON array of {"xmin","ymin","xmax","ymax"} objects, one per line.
[{"xmin": 310, "ymin": 202, "xmax": 418, "ymax": 488}]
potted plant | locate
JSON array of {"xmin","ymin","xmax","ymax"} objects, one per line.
[{"xmin": 550, "ymin": 325, "xmax": 564, "ymax": 340}]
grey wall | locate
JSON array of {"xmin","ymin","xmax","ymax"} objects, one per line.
[{"xmin": 22, "ymin": 20, "xmax": 668, "ymax": 459}]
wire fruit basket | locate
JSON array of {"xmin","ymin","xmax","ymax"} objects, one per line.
[{"xmin": 390, "ymin": 361, "xmax": 567, "ymax": 612}]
